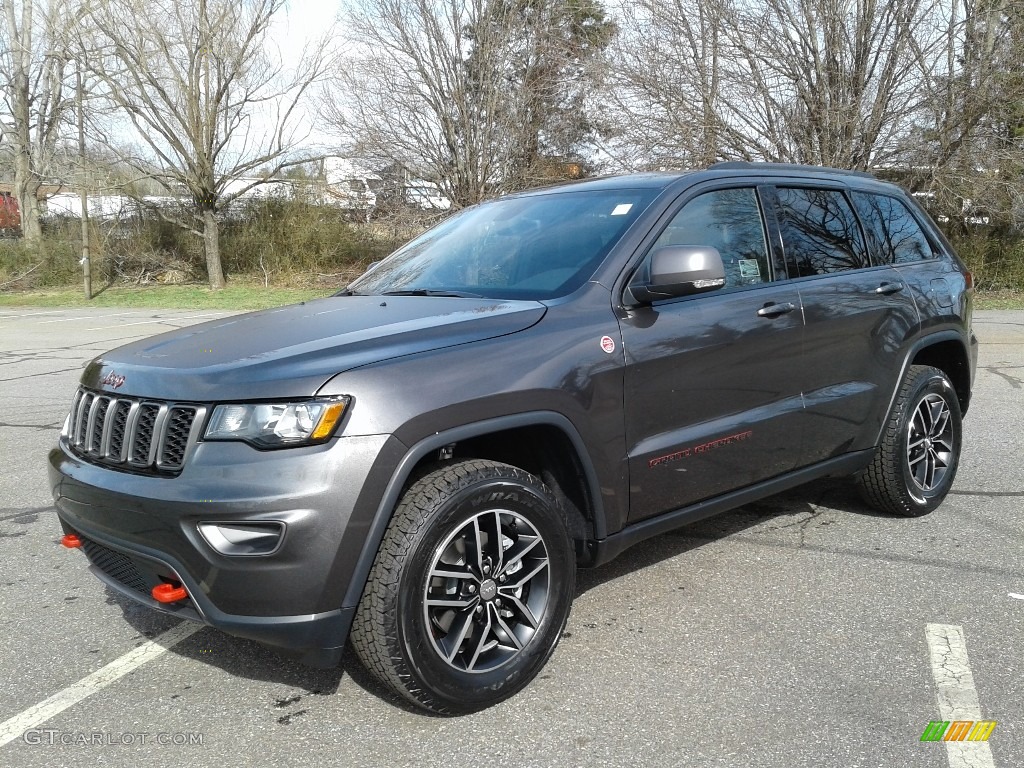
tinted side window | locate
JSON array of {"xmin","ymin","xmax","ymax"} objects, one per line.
[
  {"xmin": 852, "ymin": 192, "xmax": 934, "ymax": 264},
  {"xmin": 775, "ymin": 187, "xmax": 869, "ymax": 276},
  {"xmin": 651, "ymin": 188, "xmax": 774, "ymax": 289}
]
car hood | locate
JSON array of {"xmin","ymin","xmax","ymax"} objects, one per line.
[{"xmin": 81, "ymin": 295, "xmax": 546, "ymax": 401}]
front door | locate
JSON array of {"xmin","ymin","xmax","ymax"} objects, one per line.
[{"xmin": 619, "ymin": 186, "xmax": 805, "ymax": 522}]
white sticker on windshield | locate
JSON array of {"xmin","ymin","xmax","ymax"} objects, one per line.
[{"xmin": 611, "ymin": 203, "xmax": 633, "ymax": 216}]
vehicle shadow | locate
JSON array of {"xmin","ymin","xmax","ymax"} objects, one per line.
[
  {"xmin": 575, "ymin": 476, "xmax": 888, "ymax": 598},
  {"xmin": 107, "ymin": 596, "xmax": 432, "ymax": 716},
  {"xmin": 104, "ymin": 477, "xmax": 887, "ymax": 716}
]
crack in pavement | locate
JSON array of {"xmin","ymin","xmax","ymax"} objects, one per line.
[
  {"xmin": 982, "ymin": 364, "xmax": 1023, "ymax": 388},
  {"xmin": 950, "ymin": 489, "xmax": 1024, "ymax": 497},
  {"xmin": 0, "ymin": 420, "xmax": 63, "ymax": 431},
  {"xmin": 725, "ymin": 533, "xmax": 1022, "ymax": 579},
  {"xmin": 0, "ymin": 366, "xmax": 85, "ymax": 382}
]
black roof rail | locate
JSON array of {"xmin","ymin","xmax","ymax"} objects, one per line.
[{"xmin": 708, "ymin": 161, "xmax": 876, "ymax": 179}]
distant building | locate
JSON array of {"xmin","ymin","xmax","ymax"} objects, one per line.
[
  {"xmin": 0, "ymin": 192, "xmax": 19, "ymax": 231},
  {"xmin": 313, "ymin": 158, "xmax": 379, "ymax": 215}
]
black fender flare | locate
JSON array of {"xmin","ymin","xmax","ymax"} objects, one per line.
[
  {"xmin": 341, "ymin": 411, "xmax": 606, "ymax": 608},
  {"xmin": 874, "ymin": 330, "xmax": 972, "ymax": 446}
]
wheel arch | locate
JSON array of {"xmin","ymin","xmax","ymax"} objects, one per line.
[
  {"xmin": 908, "ymin": 333, "xmax": 973, "ymax": 415},
  {"xmin": 341, "ymin": 412, "xmax": 605, "ymax": 609}
]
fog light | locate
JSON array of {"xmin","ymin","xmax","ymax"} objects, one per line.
[{"xmin": 198, "ymin": 522, "xmax": 285, "ymax": 556}]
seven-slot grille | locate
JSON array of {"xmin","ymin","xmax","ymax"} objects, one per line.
[{"xmin": 67, "ymin": 388, "xmax": 205, "ymax": 474}]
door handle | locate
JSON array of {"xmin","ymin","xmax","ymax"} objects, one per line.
[
  {"xmin": 757, "ymin": 302, "xmax": 797, "ymax": 318},
  {"xmin": 874, "ymin": 281, "xmax": 904, "ymax": 295}
]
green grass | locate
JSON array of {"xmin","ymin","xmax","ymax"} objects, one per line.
[
  {"xmin": 974, "ymin": 290, "xmax": 1024, "ymax": 310},
  {"xmin": 0, "ymin": 283, "xmax": 330, "ymax": 310}
]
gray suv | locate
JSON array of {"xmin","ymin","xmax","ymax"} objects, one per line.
[{"xmin": 49, "ymin": 163, "xmax": 977, "ymax": 713}]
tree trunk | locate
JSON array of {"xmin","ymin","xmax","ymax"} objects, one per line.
[
  {"xmin": 202, "ymin": 209, "xmax": 225, "ymax": 289},
  {"xmin": 7, "ymin": 0, "xmax": 42, "ymax": 245},
  {"xmin": 13, "ymin": 165, "xmax": 43, "ymax": 243}
]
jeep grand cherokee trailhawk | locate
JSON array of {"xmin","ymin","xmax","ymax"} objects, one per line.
[{"xmin": 50, "ymin": 163, "xmax": 977, "ymax": 713}]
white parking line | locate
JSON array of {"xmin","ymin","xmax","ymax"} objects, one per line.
[
  {"xmin": 38, "ymin": 312, "xmax": 138, "ymax": 324},
  {"xmin": 81, "ymin": 314, "xmax": 230, "ymax": 331},
  {"xmin": 0, "ymin": 310, "xmax": 64, "ymax": 320},
  {"xmin": 1009, "ymin": 593, "xmax": 1024, "ymax": 600},
  {"xmin": 0, "ymin": 621, "xmax": 201, "ymax": 748},
  {"xmin": 81, "ymin": 320, "xmax": 179, "ymax": 331},
  {"xmin": 925, "ymin": 623, "xmax": 996, "ymax": 768}
]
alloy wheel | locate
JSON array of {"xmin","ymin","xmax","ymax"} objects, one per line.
[{"xmin": 423, "ymin": 509, "xmax": 550, "ymax": 673}]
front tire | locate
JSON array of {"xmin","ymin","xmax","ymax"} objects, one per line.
[
  {"xmin": 350, "ymin": 460, "xmax": 575, "ymax": 714},
  {"xmin": 857, "ymin": 365, "xmax": 962, "ymax": 516}
]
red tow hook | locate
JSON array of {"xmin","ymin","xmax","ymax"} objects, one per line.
[
  {"xmin": 152, "ymin": 583, "xmax": 189, "ymax": 604},
  {"xmin": 61, "ymin": 533, "xmax": 82, "ymax": 549}
]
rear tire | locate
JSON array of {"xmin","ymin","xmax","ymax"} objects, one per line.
[
  {"xmin": 350, "ymin": 459, "xmax": 575, "ymax": 714},
  {"xmin": 857, "ymin": 365, "xmax": 962, "ymax": 517}
]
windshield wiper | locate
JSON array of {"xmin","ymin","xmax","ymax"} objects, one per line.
[{"xmin": 381, "ymin": 289, "xmax": 484, "ymax": 298}]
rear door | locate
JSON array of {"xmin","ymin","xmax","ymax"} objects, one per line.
[
  {"xmin": 618, "ymin": 185, "xmax": 806, "ymax": 522},
  {"xmin": 765, "ymin": 185, "xmax": 919, "ymax": 465},
  {"xmin": 851, "ymin": 190, "xmax": 952, "ymax": 326}
]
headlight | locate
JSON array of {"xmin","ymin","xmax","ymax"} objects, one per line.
[{"xmin": 204, "ymin": 397, "xmax": 350, "ymax": 448}]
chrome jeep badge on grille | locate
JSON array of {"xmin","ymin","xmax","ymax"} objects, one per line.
[{"xmin": 101, "ymin": 371, "xmax": 126, "ymax": 389}]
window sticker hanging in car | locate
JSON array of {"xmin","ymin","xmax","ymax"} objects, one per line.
[
  {"xmin": 611, "ymin": 203, "xmax": 633, "ymax": 216},
  {"xmin": 738, "ymin": 259, "xmax": 761, "ymax": 280}
]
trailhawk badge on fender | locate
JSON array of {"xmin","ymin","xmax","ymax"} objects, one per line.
[{"xmin": 600, "ymin": 335, "xmax": 616, "ymax": 354}]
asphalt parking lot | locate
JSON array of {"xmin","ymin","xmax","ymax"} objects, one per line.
[{"xmin": 0, "ymin": 306, "xmax": 1021, "ymax": 767}]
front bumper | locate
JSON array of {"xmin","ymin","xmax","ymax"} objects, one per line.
[{"xmin": 49, "ymin": 432, "xmax": 403, "ymax": 666}]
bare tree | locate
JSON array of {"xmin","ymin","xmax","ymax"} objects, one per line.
[
  {"xmin": 84, "ymin": 0, "xmax": 332, "ymax": 288},
  {"xmin": 466, "ymin": 0, "xmax": 614, "ymax": 187},
  {"xmin": 600, "ymin": 0, "xmax": 725, "ymax": 169},
  {"xmin": 327, "ymin": 0, "xmax": 613, "ymax": 209},
  {"xmin": 908, "ymin": 1, "xmax": 1021, "ymax": 220},
  {"xmin": 0, "ymin": 0, "xmax": 82, "ymax": 244},
  {"xmin": 606, "ymin": 0, "xmax": 960, "ymax": 171}
]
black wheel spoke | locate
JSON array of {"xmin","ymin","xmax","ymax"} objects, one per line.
[
  {"xmin": 506, "ymin": 558, "xmax": 548, "ymax": 589},
  {"xmin": 497, "ymin": 535, "xmax": 540, "ymax": 576},
  {"xmin": 426, "ymin": 596, "xmax": 476, "ymax": 609},
  {"xmin": 430, "ymin": 566, "xmax": 473, "ymax": 580},
  {"xmin": 467, "ymin": 610, "xmax": 494, "ymax": 671},
  {"xmin": 472, "ymin": 517, "xmax": 486, "ymax": 576},
  {"xmin": 491, "ymin": 510, "xmax": 505, "ymax": 575},
  {"xmin": 440, "ymin": 610, "xmax": 476, "ymax": 663},
  {"xmin": 490, "ymin": 603, "xmax": 524, "ymax": 650},
  {"xmin": 497, "ymin": 589, "xmax": 540, "ymax": 628}
]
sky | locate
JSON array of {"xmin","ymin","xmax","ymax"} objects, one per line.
[
  {"xmin": 242, "ymin": 0, "xmax": 346, "ymax": 155},
  {"xmin": 273, "ymin": 0, "xmax": 344, "ymax": 71}
]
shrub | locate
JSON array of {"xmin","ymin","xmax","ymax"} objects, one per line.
[
  {"xmin": 948, "ymin": 231, "xmax": 1024, "ymax": 291},
  {"xmin": 220, "ymin": 198, "xmax": 402, "ymax": 281}
]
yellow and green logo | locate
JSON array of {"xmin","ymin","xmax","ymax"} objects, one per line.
[{"xmin": 921, "ymin": 720, "xmax": 997, "ymax": 742}]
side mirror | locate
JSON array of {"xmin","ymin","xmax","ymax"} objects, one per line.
[{"xmin": 628, "ymin": 245, "xmax": 726, "ymax": 304}]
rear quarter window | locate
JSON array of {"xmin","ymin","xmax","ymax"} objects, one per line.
[{"xmin": 852, "ymin": 192, "xmax": 935, "ymax": 264}]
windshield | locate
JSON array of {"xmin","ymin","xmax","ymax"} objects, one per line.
[{"xmin": 348, "ymin": 188, "xmax": 659, "ymax": 300}]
